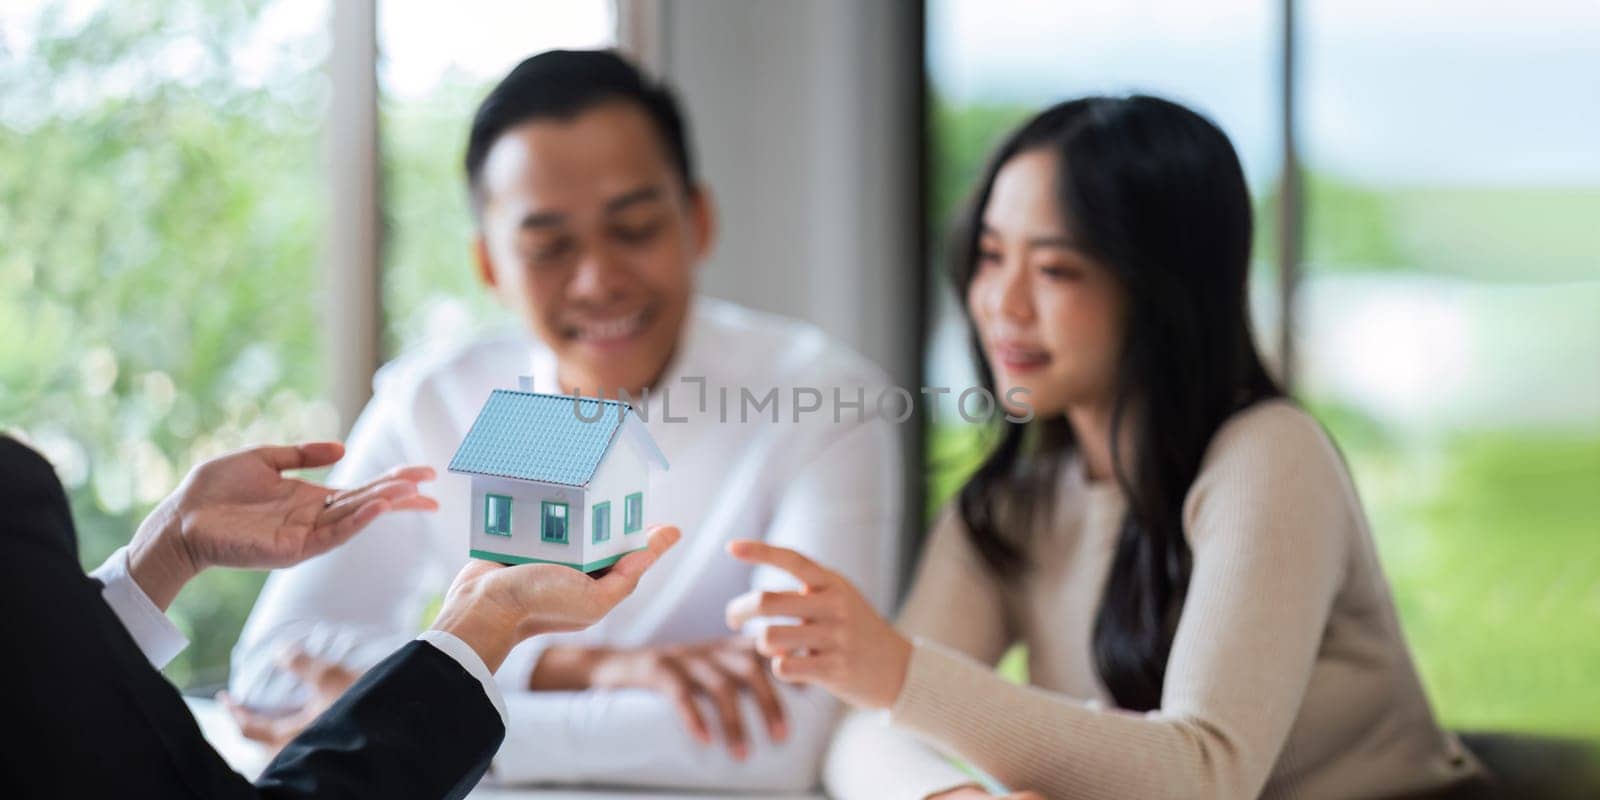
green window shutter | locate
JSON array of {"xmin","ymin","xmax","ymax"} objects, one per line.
[
  {"xmin": 624, "ymin": 492, "xmax": 643, "ymax": 534},
  {"xmin": 541, "ymin": 501, "xmax": 569, "ymax": 543},
  {"xmin": 485, "ymin": 494, "xmax": 513, "ymax": 537},
  {"xmin": 592, "ymin": 501, "xmax": 611, "ymax": 544}
]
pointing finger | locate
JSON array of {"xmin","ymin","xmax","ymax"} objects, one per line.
[{"xmin": 726, "ymin": 539, "xmax": 834, "ymax": 589}]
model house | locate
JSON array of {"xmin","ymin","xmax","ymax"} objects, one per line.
[{"xmin": 448, "ymin": 388, "xmax": 669, "ymax": 572}]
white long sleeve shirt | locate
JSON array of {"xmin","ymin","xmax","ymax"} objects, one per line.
[{"xmin": 229, "ymin": 297, "xmax": 904, "ymax": 791}]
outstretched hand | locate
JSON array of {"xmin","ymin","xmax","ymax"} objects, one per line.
[
  {"xmin": 220, "ymin": 526, "xmax": 682, "ymax": 752},
  {"xmin": 430, "ymin": 525, "xmax": 681, "ymax": 674},
  {"xmin": 130, "ymin": 441, "xmax": 438, "ymax": 609},
  {"xmin": 724, "ymin": 539, "xmax": 913, "ymax": 710}
]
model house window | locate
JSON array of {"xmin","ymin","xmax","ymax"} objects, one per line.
[
  {"xmin": 624, "ymin": 492, "xmax": 643, "ymax": 534},
  {"xmin": 541, "ymin": 501, "xmax": 568, "ymax": 543},
  {"xmin": 592, "ymin": 501, "xmax": 611, "ymax": 544},
  {"xmin": 485, "ymin": 494, "xmax": 512, "ymax": 537}
]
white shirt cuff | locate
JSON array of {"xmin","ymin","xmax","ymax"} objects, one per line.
[
  {"xmin": 417, "ymin": 630, "xmax": 509, "ymax": 728},
  {"xmin": 90, "ymin": 546, "xmax": 189, "ymax": 669}
]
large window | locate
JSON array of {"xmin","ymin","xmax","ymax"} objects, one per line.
[
  {"xmin": 377, "ymin": 0, "xmax": 614, "ymax": 356},
  {"xmin": 0, "ymin": 0, "xmax": 334, "ymax": 690},
  {"xmin": 0, "ymin": 0, "xmax": 616, "ymax": 690},
  {"xmin": 1297, "ymin": 0, "xmax": 1600, "ymax": 739}
]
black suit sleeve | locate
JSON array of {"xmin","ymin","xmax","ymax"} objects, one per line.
[
  {"xmin": 0, "ymin": 437, "xmax": 505, "ymax": 799},
  {"xmin": 257, "ymin": 641, "xmax": 504, "ymax": 799}
]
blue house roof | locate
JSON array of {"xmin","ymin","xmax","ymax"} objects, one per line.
[{"xmin": 448, "ymin": 390, "xmax": 638, "ymax": 487}]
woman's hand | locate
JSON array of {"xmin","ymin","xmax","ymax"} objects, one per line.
[
  {"xmin": 129, "ymin": 441, "xmax": 438, "ymax": 609},
  {"xmin": 723, "ymin": 539, "xmax": 912, "ymax": 710},
  {"xmin": 430, "ymin": 526, "xmax": 680, "ymax": 674}
]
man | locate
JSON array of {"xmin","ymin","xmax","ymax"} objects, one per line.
[
  {"xmin": 228, "ymin": 49, "xmax": 902, "ymax": 791},
  {"xmin": 0, "ymin": 435, "xmax": 675, "ymax": 797}
]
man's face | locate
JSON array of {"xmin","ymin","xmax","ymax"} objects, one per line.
[{"xmin": 474, "ymin": 101, "xmax": 712, "ymax": 398}]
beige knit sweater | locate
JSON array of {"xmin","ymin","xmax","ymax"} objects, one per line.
[{"xmin": 823, "ymin": 400, "xmax": 1482, "ymax": 799}]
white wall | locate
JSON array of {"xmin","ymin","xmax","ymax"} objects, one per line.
[
  {"xmin": 630, "ymin": 0, "xmax": 923, "ymax": 390},
  {"xmin": 586, "ymin": 438, "xmax": 653, "ymax": 559},
  {"xmin": 623, "ymin": 0, "xmax": 926, "ymax": 589},
  {"xmin": 468, "ymin": 475, "xmax": 585, "ymax": 565}
]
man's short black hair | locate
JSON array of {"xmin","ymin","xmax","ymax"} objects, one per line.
[{"xmin": 464, "ymin": 49, "xmax": 696, "ymax": 217}]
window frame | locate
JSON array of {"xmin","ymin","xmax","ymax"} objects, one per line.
[
  {"xmin": 624, "ymin": 491, "xmax": 643, "ymax": 534},
  {"xmin": 541, "ymin": 500, "xmax": 570, "ymax": 544},
  {"xmin": 592, "ymin": 500, "xmax": 611, "ymax": 544},
  {"xmin": 484, "ymin": 493, "xmax": 513, "ymax": 537}
]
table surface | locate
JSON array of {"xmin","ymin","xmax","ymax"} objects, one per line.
[{"xmin": 185, "ymin": 697, "xmax": 824, "ymax": 799}]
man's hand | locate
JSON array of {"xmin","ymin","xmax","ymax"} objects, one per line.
[
  {"xmin": 219, "ymin": 648, "xmax": 359, "ymax": 755},
  {"xmin": 129, "ymin": 441, "xmax": 438, "ymax": 610},
  {"xmin": 533, "ymin": 636, "xmax": 787, "ymax": 761},
  {"xmin": 222, "ymin": 528, "xmax": 680, "ymax": 751},
  {"xmin": 430, "ymin": 526, "xmax": 680, "ymax": 676}
]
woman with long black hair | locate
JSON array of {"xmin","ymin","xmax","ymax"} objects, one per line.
[{"xmin": 724, "ymin": 96, "xmax": 1485, "ymax": 798}]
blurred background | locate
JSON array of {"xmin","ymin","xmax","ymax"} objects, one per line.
[{"xmin": 1, "ymin": 0, "xmax": 1595, "ymax": 749}]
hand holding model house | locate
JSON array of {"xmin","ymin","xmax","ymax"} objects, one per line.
[{"xmin": 215, "ymin": 414, "xmax": 677, "ymax": 750}]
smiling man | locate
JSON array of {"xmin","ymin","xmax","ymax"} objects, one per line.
[{"xmin": 226, "ymin": 50, "xmax": 902, "ymax": 791}]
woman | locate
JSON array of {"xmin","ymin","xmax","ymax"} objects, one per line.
[{"xmin": 724, "ymin": 96, "xmax": 1484, "ymax": 798}]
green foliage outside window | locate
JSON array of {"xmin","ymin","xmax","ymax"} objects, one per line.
[{"xmin": 1, "ymin": 0, "xmax": 333, "ymax": 689}]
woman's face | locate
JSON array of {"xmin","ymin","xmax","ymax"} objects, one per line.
[{"xmin": 967, "ymin": 148, "xmax": 1127, "ymax": 419}]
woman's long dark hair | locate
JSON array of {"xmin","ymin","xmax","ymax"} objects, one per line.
[{"xmin": 953, "ymin": 96, "xmax": 1282, "ymax": 712}]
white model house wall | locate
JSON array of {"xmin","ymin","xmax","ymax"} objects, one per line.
[
  {"xmin": 467, "ymin": 473, "xmax": 586, "ymax": 566},
  {"xmin": 584, "ymin": 437, "xmax": 651, "ymax": 561}
]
